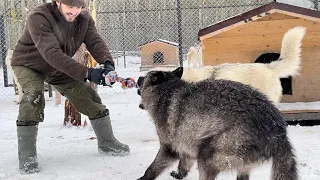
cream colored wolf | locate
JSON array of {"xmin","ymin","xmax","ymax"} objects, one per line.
[
  {"xmin": 187, "ymin": 44, "xmax": 203, "ymax": 67},
  {"xmin": 5, "ymin": 49, "xmax": 23, "ymax": 104},
  {"xmin": 152, "ymin": 26, "xmax": 306, "ymax": 103}
]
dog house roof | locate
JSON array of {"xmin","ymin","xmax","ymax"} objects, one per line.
[
  {"xmin": 198, "ymin": 1, "xmax": 320, "ymax": 40},
  {"xmin": 138, "ymin": 39, "xmax": 178, "ymax": 48}
]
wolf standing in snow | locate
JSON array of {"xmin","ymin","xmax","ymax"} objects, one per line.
[
  {"xmin": 137, "ymin": 68, "xmax": 297, "ymax": 180},
  {"xmin": 169, "ymin": 26, "xmax": 306, "ymax": 103}
]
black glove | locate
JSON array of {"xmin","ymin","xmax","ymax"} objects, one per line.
[
  {"xmin": 87, "ymin": 68, "xmax": 105, "ymax": 85},
  {"xmin": 103, "ymin": 61, "xmax": 115, "ymax": 85},
  {"xmin": 104, "ymin": 61, "xmax": 115, "ymax": 75}
]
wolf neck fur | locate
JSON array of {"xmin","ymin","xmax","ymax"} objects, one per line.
[{"xmin": 144, "ymin": 79, "xmax": 185, "ymax": 127}]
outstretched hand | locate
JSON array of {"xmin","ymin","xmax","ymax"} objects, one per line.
[
  {"xmin": 87, "ymin": 67, "xmax": 105, "ymax": 85},
  {"xmin": 104, "ymin": 71, "xmax": 138, "ymax": 88},
  {"xmin": 103, "ymin": 71, "xmax": 118, "ymax": 86},
  {"xmin": 87, "ymin": 67, "xmax": 137, "ymax": 88}
]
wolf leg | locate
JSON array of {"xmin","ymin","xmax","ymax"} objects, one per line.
[
  {"xmin": 170, "ymin": 154, "xmax": 196, "ymax": 179},
  {"xmin": 137, "ymin": 145, "xmax": 179, "ymax": 180},
  {"xmin": 236, "ymin": 174, "xmax": 249, "ymax": 180},
  {"xmin": 271, "ymin": 135, "xmax": 298, "ymax": 180},
  {"xmin": 198, "ymin": 159, "xmax": 219, "ymax": 180}
]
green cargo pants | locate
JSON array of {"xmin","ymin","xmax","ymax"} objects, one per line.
[{"xmin": 12, "ymin": 66, "xmax": 108, "ymax": 122}]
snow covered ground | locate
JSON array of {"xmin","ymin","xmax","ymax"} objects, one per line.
[{"xmin": 1, "ymin": 56, "xmax": 320, "ymax": 179}]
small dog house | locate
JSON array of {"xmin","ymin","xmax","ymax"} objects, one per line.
[
  {"xmin": 198, "ymin": 2, "xmax": 320, "ymax": 105},
  {"xmin": 138, "ymin": 39, "xmax": 179, "ymax": 71}
]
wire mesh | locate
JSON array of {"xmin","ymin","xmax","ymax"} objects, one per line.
[{"xmin": 0, "ymin": 0, "xmax": 317, "ymax": 100}]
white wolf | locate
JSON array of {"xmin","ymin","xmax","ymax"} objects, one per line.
[
  {"xmin": 187, "ymin": 44, "xmax": 203, "ymax": 67},
  {"xmin": 150, "ymin": 26, "xmax": 306, "ymax": 103},
  {"xmin": 5, "ymin": 49, "xmax": 23, "ymax": 104}
]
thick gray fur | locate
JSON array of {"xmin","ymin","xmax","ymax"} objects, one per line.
[{"xmin": 137, "ymin": 67, "xmax": 297, "ymax": 180}]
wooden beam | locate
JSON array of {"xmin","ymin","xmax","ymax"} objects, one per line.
[
  {"xmin": 202, "ymin": 32, "xmax": 320, "ymax": 53},
  {"xmin": 282, "ymin": 109, "xmax": 320, "ymax": 114},
  {"xmin": 282, "ymin": 111, "xmax": 320, "ymax": 121},
  {"xmin": 275, "ymin": 9, "xmax": 320, "ymax": 23},
  {"xmin": 201, "ymin": 18, "xmax": 320, "ymax": 39},
  {"xmin": 200, "ymin": 10, "xmax": 276, "ymax": 41},
  {"xmin": 255, "ymin": 12, "xmax": 298, "ymax": 21}
]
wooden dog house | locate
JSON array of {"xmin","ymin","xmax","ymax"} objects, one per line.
[
  {"xmin": 198, "ymin": 2, "xmax": 320, "ymax": 104},
  {"xmin": 138, "ymin": 39, "xmax": 179, "ymax": 71}
]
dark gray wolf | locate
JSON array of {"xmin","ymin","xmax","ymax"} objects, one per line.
[{"xmin": 136, "ymin": 67, "xmax": 297, "ymax": 180}]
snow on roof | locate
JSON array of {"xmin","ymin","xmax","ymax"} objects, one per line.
[
  {"xmin": 157, "ymin": 39, "xmax": 179, "ymax": 46},
  {"xmin": 138, "ymin": 39, "xmax": 179, "ymax": 48}
]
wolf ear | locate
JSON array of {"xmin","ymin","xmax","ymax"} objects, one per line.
[
  {"xmin": 172, "ymin": 67, "xmax": 183, "ymax": 79},
  {"xmin": 151, "ymin": 71, "xmax": 164, "ymax": 85}
]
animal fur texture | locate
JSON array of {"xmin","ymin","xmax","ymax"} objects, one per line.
[
  {"xmin": 187, "ymin": 44, "xmax": 203, "ymax": 67},
  {"xmin": 153, "ymin": 26, "xmax": 306, "ymax": 103},
  {"xmin": 137, "ymin": 67, "xmax": 297, "ymax": 180},
  {"xmin": 5, "ymin": 49, "xmax": 23, "ymax": 104}
]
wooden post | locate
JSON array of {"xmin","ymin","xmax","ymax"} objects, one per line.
[
  {"xmin": 63, "ymin": 1, "xmax": 98, "ymax": 127},
  {"xmin": 64, "ymin": 99, "xmax": 81, "ymax": 126},
  {"xmin": 48, "ymin": 84, "xmax": 53, "ymax": 97},
  {"xmin": 63, "ymin": 44, "xmax": 88, "ymax": 126},
  {"xmin": 88, "ymin": 0, "xmax": 98, "ymax": 91}
]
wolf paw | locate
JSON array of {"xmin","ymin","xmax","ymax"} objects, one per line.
[{"xmin": 170, "ymin": 171, "xmax": 184, "ymax": 179}]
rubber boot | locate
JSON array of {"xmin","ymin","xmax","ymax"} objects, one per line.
[
  {"xmin": 90, "ymin": 115, "xmax": 130, "ymax": 156},
  {"xmin": 17, "ymin": 121, "xmax": 40, "ymax": 174}
]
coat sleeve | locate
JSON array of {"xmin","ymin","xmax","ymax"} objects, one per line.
[
  {"xmin": 84, "ymin": 15, "xmax": 114, "ymax": 66},
  {"xmin": 27, "ymin": 12, "xmax": 88, "ymax": 81}
]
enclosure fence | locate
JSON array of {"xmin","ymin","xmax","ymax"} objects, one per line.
[{"xmin": 0, "ymin": 0, "xmax": 318, "ymax": 100}]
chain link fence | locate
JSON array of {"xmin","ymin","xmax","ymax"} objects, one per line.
[{"xmin": 0, "ymin": 0, "xmax": 318, "ymax": 100}]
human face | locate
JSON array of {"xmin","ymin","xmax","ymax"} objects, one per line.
[{"xmin": 56, "ymin": 1, "xmax": 82, "ymax": 22}]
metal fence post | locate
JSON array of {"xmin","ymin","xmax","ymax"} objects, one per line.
[
  {"xmin": 0, "ymin": 15, "xmax": 8, "ymax": 87},
  {"xmin": 314, "ymin": 0, "xmax": 319, "ymax": 10},
  {"xmin": 176, "ymin": 0, "xmax": 183, "ymax": 67},
  {"xmin": 122, "ymin": 9, "xmax": 126, "ymax": 68}
]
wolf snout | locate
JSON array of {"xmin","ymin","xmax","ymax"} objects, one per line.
[
  {"xmin": 137, "ymin": 76, "xmax": 144, "ymax": 87},
  {"xmin": 139, "ymin": 103, "xmax": 145, "ymax": 109}
]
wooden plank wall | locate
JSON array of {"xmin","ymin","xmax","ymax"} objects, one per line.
[
  {"xmin": 283, "ymin": 47, "xmax": 320, "ymax": 102},
  {"xmin": 201, "ymin": 13, "xmax": 320, "ymax": 102}
]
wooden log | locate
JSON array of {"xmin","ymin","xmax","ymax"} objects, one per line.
[
  {"xmin": 64, "ymin": 99, "xmax": 81, "ymax": 126},
  {"xmin": 63, "ymin": 44, "xmax": 88, "ymax": 126}
]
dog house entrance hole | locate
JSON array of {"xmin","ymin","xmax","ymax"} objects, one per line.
[
  {"xmin": 153, "ymin": 51, "xmax": 164, "ymax": 64},
  {"xmin": 255, "ymin": 53, "xmax": 292, "ymax": 95}
]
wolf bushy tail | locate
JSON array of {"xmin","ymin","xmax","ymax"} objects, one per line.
[
  {"xmin": 269, "ymin": 26, "xmax": 306, "ymax": 78},
  {"xmin": 187, "ymin": 44, "xmax": 203, "ymax": 67},
  {"xmin": 271, "ymin": 135, "xmax": 298, "ymax": 180}
]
